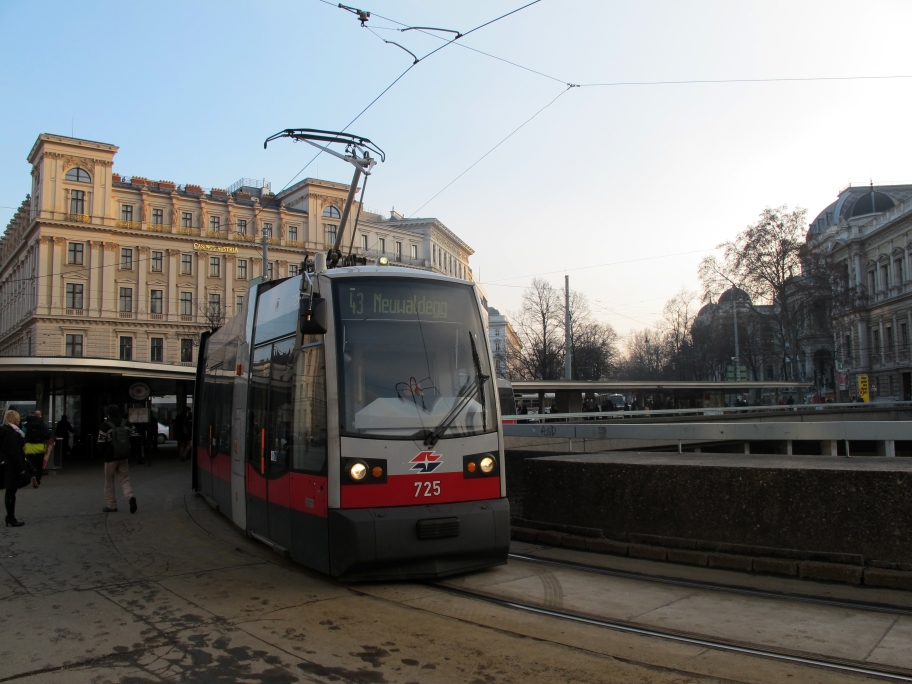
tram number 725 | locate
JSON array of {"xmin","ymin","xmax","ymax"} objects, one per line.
[{"xmin": 415, "ymin": 481, "xmax": 441, "ymax": 497}]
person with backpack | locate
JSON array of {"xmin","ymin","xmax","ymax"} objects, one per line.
[
  {"xmin": 2, "ymin": 409, "xmax": 38, "ymax": 527},
  {"xmin": 97, "ymin": 405, "xmax": 138, "ymax": 514},
  {"xmin": 24, "ymin": 410, "xmax": 51, "ymax": 485}
]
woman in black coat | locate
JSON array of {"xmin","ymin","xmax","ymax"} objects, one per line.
[{"xmin": 2, "ymin": 409, "xmax": 37, "ymax": 527}]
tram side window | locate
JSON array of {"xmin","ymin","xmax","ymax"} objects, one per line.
[
  {"xmin": 248, "ymin": 344, "xmax": 273, "ymax": 473},
  {"xmin": 291, "ymin": 342, "xmax": 327, "ymax": 473}
]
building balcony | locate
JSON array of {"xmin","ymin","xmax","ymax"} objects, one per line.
[
  {"xmin": 118, "ymin": 312, "xmax": 134, "ymax": 319},
  {"xmin": 285, "ymin": 240, "xmax": 304, "ymax": 249},
  {"xmin": 65, "ymin": 213, "xmax": 91, "ymax": 223},
  {"xmin": 180, "ymin": 314, "xmax": 195, "ymax": 322},
  {"xmin": 233, "ymin": 232, "xmax": 255, "ymax": 243},
  {"xmin": 267, "ymin": 237, "xmax": 281, "ymax": 246},
  {"xmin": 65, "ymin": 309, "xmax": 83, "ymax": 316},
  {"xmin": 204, "ymin": 230, "xmax": 228, "ymax": 239},
  {"xmin": 150, "ymin": 313, "xmax": 164, "ymax": 320},
  {"xmin": 115, "ymin": 220, "xmax": 142, "ymax": 230},
  {"xmin": 146, "ymin": 223, "xmax": 172, "ymax": 233},
  {"xmin": 176, "ymin": 226, "xmax": 201, "ymax": 236}
]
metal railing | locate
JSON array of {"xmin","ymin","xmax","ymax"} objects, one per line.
[
  {"xmin": 226, "ymin": 178, "xmax": 272, "ymax": 194},
  {"xmin": 146, "ymin": 223, "xmax": 172, "ymax": 233},
  {"xmin": 176, "ymin": 226, "xmax": 201, "ymax": 236},
  {"xmin": 65, "ymin": 213, "xmax": 91, "ymax": 223},
  {"xmin": 115, "ymin": 220, "xmax": 142, "ymax": 230}
]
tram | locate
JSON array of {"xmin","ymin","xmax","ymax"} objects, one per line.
[{"xmin": 192, "ymin": 129, "xmax": 509, "ymax": 580}]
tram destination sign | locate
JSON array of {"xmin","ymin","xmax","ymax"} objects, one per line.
[
  {"xmin": 194, "ymin": 242, "xmax": 239, "ymax": 254},
  {"xmin": 344, "ymin": 282, "xmax": 462, "ymax": 320}
]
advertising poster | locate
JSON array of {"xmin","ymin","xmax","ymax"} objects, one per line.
[{"xmin": 856, "ymin": 375, "xmax": 870, "ymax": 402}]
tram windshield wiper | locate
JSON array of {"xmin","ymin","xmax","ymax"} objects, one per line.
[{"xmin": 419, "ymin": 335, "xmax": 489, "ymax": 447}]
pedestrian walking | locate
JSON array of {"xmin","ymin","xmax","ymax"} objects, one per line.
[
  {"xmin": 97, "ymin": 405, "xmax": 138, "ymax": 514},
  {"xmin": 1, "ymin": 410, "xmax": 38, "ymax": 527},
  {"xmin": 24, "ymin": 410, "xmax": 51, "ymax": 485},
  {"xmin": 176, "ymin": 407, "xmax": 193, "ymax": 462},
  {"xmin": 55, "ymin": 414, "xmax": 74, "ymax": 459}
]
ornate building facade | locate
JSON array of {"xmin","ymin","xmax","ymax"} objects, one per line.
[
  {"xmin": 0, "ymin": 134, "xmax": 475, "ymax": 364},
  {"xmin": 807, "ymin": 183, "xmax": 912, "ymax": 400},
  {"xmin": 0, "ymin": 134, "xmax": 476, "ymax": 441},
  {"xmin": 486, "ymin": 306, "xmax": 521, "ymax": 379}
]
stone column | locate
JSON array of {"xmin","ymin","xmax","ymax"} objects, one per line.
[
  {"xmin": 858, "ymin": 319, "xmax": 869, "ymax": 369},
  {"xmin": 138, "ymin": 246, "xmax": 149, "ymax": 317},
  {"xmin": 196, "ymin": 252, "xmax": 206, "ymax": 320},
  {"xmin": 89, "ymin": 241, "xmax": 102, "ymax": 317},
  {"xmin": 879, "ymin": 320, "xmax": 885, "ymax": 364},
  {"xmin": 893, "ymin": 314, "xmax": 900, "ymax": 364},
  {"xmin": 103, "ymin": 242, "xmax": 117, "ymax": 317},
  {"xmin": 52, "ymin": 237, "xmax": 65, "ymax": 315},
  {"xmin": 167, "ymin": 249, "xmax": 179, "ymax": 321},
  {"xmin": 225, "ymin": 254, "xmax": 235, "ymax": 316},
  {"xmin": 853, "ymin": 252, "xmax": 863, "ymax": 287},
  {"xmin": 37, "ymin": 236, "xmax": 51, "ymax": 315},
  {"xmin": 252, "ymin": 257, "xmax": 262, "ymax": 280}
]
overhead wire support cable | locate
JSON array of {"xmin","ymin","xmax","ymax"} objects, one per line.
[{"xmin": 409, "ymin": 84, "xmax": 575, "ymax": 217}]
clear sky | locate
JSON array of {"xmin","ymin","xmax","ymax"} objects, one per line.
[{"xmin": 2, "ymin": 0, "xmax": 912, "ymax": 334}]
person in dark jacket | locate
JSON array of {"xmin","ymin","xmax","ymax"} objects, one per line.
[
  {"xmin": 97, "ymin": 405, "xmax": 139, "ymax": 514},
  {"xmin": 2, "ymin": 409, "xmax": 38, "ymax": 527},
  {"xmin": 55, "ymin": 414, "xmax": 74, "ymax": 458}
]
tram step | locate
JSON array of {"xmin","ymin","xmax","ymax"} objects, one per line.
[{"xmin": 417, "ymin": 517, "xmax": 460, "ymax": 540}]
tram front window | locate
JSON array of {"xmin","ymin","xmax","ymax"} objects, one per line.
[{"xmin": 335, "ymin": 277, "xmax": 495, "ymax": 440}]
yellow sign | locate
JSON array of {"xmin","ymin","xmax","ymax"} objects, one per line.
[
  {"xmin": 857, "ymin": 374, "xmax": 869, "ymax": 402},
  {"xmin": 194, "ymin": 242, "xmax": 238, "ymax": 254}
]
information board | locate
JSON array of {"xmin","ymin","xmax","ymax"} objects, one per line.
[{"xmin": 856, "ymin": 374, "xmax": 869, "ymax": 402}]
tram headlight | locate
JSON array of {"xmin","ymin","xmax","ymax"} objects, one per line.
[
  {"xmin": 480, "ymin": 456, "xmax": 495, "ymax": 473},
  {"xmin": 349, "ymin": 462, "xmax": 368, "ymax": 481}
]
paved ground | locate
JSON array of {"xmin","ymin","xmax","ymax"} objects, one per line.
[{"xmin": 0, "ymin": 454, "xmax": 900, "ymax": 683}]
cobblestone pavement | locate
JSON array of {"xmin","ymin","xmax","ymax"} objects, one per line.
[{"xmin": 0, "ymin": 457, "xmax": 887, "ymax": 683}]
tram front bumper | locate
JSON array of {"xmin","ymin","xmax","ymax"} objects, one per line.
[{"xmin": 328, "ymin": 497, "xmax": 510, "ymax": 581}]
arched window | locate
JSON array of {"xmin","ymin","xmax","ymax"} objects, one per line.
[
  {"xmin": 322, "ymin": 205, "xmax": 341, "ymax": 219},
  {"xmin": 65, "ymin": 167, "xmax": 91, "ymax": 183}
]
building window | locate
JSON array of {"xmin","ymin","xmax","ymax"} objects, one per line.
[
  {"xmin": 902, "ymin": 323, "xmax": 909, "ymax": 350},
  {"xmin": 262, "ymin": 223, "xmax": 273, "ymax": 238},
  {"xmin": 65, "ymin": 167, "xmax": 91, "ymax": 183},
  {"xmin": 868, "ymin": 271, "xmax": 876, "ymax": 293},
  {"xmin": 326, "ymin": 224, "xmax": 337, "ymax": 247},
  {"xmin": 150, "ymin": 289, "xmax": 163, "ymax": 314},
  {"xmin": 361, "ymin": 234, "xmax": 368, "ymax": 251},
  {"xmin": 121, "ymin": 205, "xmax": 133, "ymax": 222},
  {"xmin": 844, "ymin": 333, "xmax": 852, "ymax": 360},
  {"xmin": 181, "ymin": 254, "xmax": 193, "ymax": 274},
  {"xmin": 886, "ymin": 326, "xmax": 894, "ymax": 352},
  {"xmin": 65, "ymin": 334, "xmax": 83, "ymax": 357},
  {"xmin": 65, "ymin": 283, "xmax": 83, "ymax": 309},
  {"xmin": 881, "ymin": 264, "xmax": 889, "ymax": 290},
  {"xmin": 209, "ymin": 256, "xmax": 220, "ymax": 277},
  {"xmin": 180, "ymin": 292, "xmax": 193, "ymax": 316},
  {"xmin": 236, "ymin": 295, "xmax": 244, "ymax": 314},
  {"xmin": 395, "ymin": 241, "xmax": 402, "ymax": 258},
  {"xmin": 70, "ymin": 190, "xmax": 85, "ymax": 215},
  {"xmin": 290, "ymin": 264, "xmax": 299, "ymax": 276},
  {"xmin": 379, "ymin": 238, "xmax": 386, "ymax": 254},
  {"xmin": 873, "ymin": 329, "xmax": 881, "ymax": 355},
  {"xmin": 180, "ymin": 338, "xmax": 193, "ymax": 363},
  {"xmin": 119, "ymin": 336, "xmax": 133, "ymax": 361},
  {"xmin": 288, "ymin": 226, "xmax": 298, "ymax": 242},
  {"xmin": 150, "ymin": 337, "xmax": 163, "ymax": 362},
  {"xmin": 152, "ymin": 208, "xmax": 164, "ymax": 225},
  {"xmin": 210, "ymin": 216, "xmax": 220, "ymax": 231},
  {"xmin": 267, "ymin": 262, "xmax": 274, "ymax": 279},
  {"xmin": 120, "ymin": 248, "xmax": 133, "ymax": 270},
  {"xmin": 323, "ymin": 205, "xmax": 341, "ymax": 218},
  {"xmin": 151, "ymin": 251, "xmax": 163, "ymax": 272},
  {"xmin": 410, "ymin": 244, "xmax": 417, "ymax": 260},
  {"xmin": 119, "ymin": 287, "xmax": 133, "ymax": 312},
  {"xmin": 208, "ymin": 293, "xmax": 221, "ymax": 318},
  {"xmin": 896, "ymin": 259, "xmax": 904, "ymax": 285},
  {"xmin": 236, "ymin": 219, "xmax": 247, "ymax": 235},
  {"xmin": 67, "ymin": 242, "xmax": 84, "ymax": 265},
  {"xmin": 237, "ymin": 259, "xmax": 247, "ymax": 279},
  {"xmin": 181, "ymin": 212, "xmax": 193, "ymax": 228}
]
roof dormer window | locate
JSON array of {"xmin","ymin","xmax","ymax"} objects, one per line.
[{"xmin": 65, "ymin": 167, "xmax": 91, "ymax": 183}]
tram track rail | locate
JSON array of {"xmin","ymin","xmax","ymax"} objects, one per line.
[
  {"xmin": 509, "ymin": 552, "xmax": 912, "ymax": 617},
  {"xmin": 435, "ymin": 581, "xmax": 912, "ymax": 683}
]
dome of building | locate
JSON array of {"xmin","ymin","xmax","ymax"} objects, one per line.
[
  {"xmin": 718, "ymin": 287, "xmax": 751, "ymax": 304},
  {"xmin": 849, "ymin": 191, "xmax": 895, "ymax": 217}
]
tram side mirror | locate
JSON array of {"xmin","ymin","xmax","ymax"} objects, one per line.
[{"xmin": 300, "ymin": 295, "xmax": 327, "ymax": 335}]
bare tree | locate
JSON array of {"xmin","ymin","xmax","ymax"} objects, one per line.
[
  {"xmin": 512, "ymin": 277, "xmax": 564, "ymax": 380},
  {"xmin": 698, "ymin": 205, "xmax": 836, "ymax": 381}
]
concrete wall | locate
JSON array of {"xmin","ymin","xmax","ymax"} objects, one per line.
[{"xmin": 523, "ymin": 452, "xmax": 912, "ymax": 565}]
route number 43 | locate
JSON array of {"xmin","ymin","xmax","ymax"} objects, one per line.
[{"xmin": 414, "ymin": 481, "xmax": 441, "ymax": 497}]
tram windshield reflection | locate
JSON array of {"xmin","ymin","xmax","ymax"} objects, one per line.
[{"xmin": 334, "ymin": 277, "xmax": 496, "ymax": 440}]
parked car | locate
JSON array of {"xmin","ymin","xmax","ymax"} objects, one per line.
[{"xmin": 157, "ymin": 422, "xmax": 169, "ymax": 444}]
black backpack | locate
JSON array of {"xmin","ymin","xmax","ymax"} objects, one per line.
[
  {"xmin": 108, "ymin": 420, "xmax": 132, "ymax": 459},
  {"xmin": 25, "ymin": 416, "xmax": 48, "ymax": 444}
]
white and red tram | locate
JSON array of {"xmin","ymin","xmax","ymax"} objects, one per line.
[{"xmin": 193, "ymin": 263, "xmax": 509, "ymax": 580}]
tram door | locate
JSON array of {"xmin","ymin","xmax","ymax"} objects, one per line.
[{"xmin": 247, "ymin": 338, "xmax": 294, "ymax": 550}]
